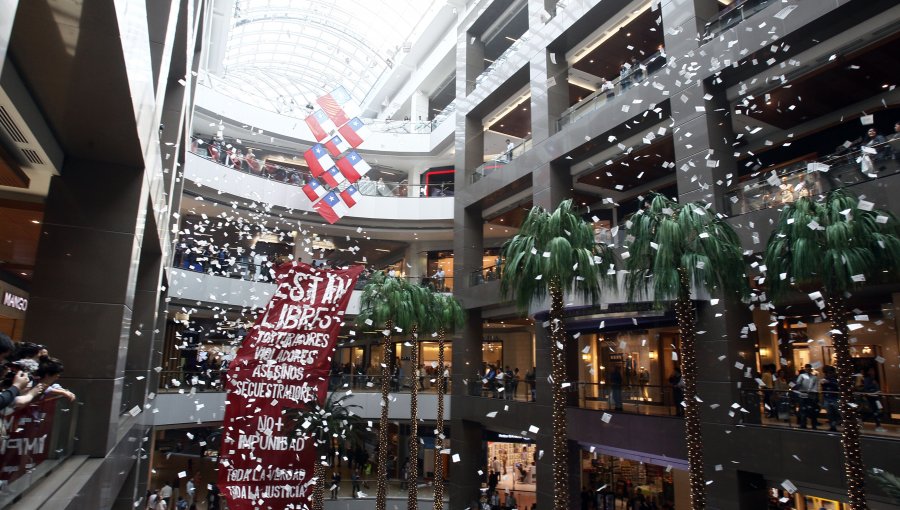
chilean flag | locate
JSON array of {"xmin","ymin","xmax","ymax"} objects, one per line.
[
  {"xmin": 339, "ymin": 185, "xmax": 359, "ymax": 208},
  {"xmin": 303, "ymin": 144, "xmax": 335, "ymax": 178},
  {"xmin": 337, "ymin": 117, "xmax": 370, "ymax": 148},
  {"xmin": 336, "ymin": 151, "xmax": 371, "ymax": 183},
  {"xmin": 302, "ymin": 179, "xmax": 326, "ymax": 203},
  {"xmin": 324, "ymin": 134, "xmax": 352, "ymax": 157},
  {"xmin": 314, "ymin": 192, "xmax": 350, "ymax": 224},
  {"xmin": 321, "ymin": 166, "xmax": 347, "ymax": 188},
  {"xmin": 316, "ymin": 86, "xmax": 352, "ymax": 127},
  {"xmin": 304, "ymin": 110, "xmax": 336, "ymax": 142}
]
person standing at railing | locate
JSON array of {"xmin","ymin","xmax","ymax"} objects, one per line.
[
  {"xmin": 860, "ymin": 367, "xmax": 885, "ymax": 432},
  {"xmin": 794, "ymin": 364, "xmax": 819, "ymax": 430},
  {"xmin": 629, "ymin": 57, "xmax": 643, "ymax": 85},
  {"xmin": 0, "ymin": 333, "xmax": 33, "ymax": 409},
  {"xmin": 609, "ymin": 364, "xmax": 624, "ymax": 411},
  {"xmin": 669, "ymin": 366, "xmax": 684, "ymax": 417},
  {"xmin": 599, "ymin": 77, "xmax": 615, "ymax": 100},
  {"xmin": 526, "ymin": 366, "xmax": 536, "ymax": 402},
  {"xmin": 821, "ymin": 366, "xmax": 840, "ymax": 432},
  {"xmin": 619, "ymin": 62, "xmax": 632, "ymax": 91},
  {"xmin": 433, "ymin": 267, "xmax": 446, "ymax": 291}
]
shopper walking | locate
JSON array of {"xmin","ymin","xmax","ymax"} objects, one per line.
[{"xmin": 795, "ymin": 364, "xmax": 819, "ymax": 429}]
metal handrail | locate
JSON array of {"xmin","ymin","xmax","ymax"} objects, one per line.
[
  {"xmin": 703, "ymin": 0, "xmax": 774, "ymax": 39},
  {"xmin": 739, "ymin": 387, "xmax": 898, "ymax": 435},
  {"xmin": 471, "ymin": 138, "xmax": 534, "ymax": 183},
  {"xmin": 189, "ymin": 142, "xmax": 455, "ymax": 198},
  {"xmin": 556, "ymin": 50, "xmax": 667, "ymax": 131},
  {"xmin": 574, "ymin": 382, "xmax": 682, "ymax": 417},
  {"xmin": 727, "ymin": 139, "xmax": 900, "ymax": 215}
]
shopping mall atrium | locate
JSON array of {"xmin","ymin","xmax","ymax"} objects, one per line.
[{"xmin": 1, "ymin": 0, "xmax": 900, "ymax": 509}]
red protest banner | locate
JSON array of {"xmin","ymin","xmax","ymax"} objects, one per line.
[
  {"xmin": 0, "ymin": 397, "xmax": 57, "ymax": 485},
  {"xmin": 219, "ymin": 262, "xmax": 362, "ymax": 510}
]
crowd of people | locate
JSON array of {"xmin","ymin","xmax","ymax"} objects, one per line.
[
  {"xmin": 756, "ymin": 362, "xmax": 886, "ymax": 432},
  {"xmin": 479, "ymin": 364, "xmax": 535, "ymax": 401},
  {"xmin": 190, "ymin": 136, "xmax": 454, "ymax": 197},
  {"xmin": 173, "ymin": 237, "xmax": 291, "ymax": 283},
  {"xmin": 329, "ymin": 357, "xmax": 451, "ymax": 394},
  {"xmin": 0, "ymin": 335, "xmax": 75, "ymax": 412},
  {"xmin": 144, "ymin": 478, "xmax": 219, "ymax": 510}
]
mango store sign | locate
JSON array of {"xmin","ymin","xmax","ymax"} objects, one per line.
[{"xmin": 2, "ymin": 292, "xmax": 27, "ymax": 312}]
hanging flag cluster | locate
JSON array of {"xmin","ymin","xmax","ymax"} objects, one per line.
[{"xmin": 301, "ymin": 87, "xmax": 372, "ymax": 224}]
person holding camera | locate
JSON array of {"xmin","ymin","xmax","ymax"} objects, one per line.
[{"xmin": 0, "ymin": 333, "xmax": 31, "ymax": 409}]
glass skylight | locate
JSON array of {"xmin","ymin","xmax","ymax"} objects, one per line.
[{"xmin": 214, "ymin": 0, "xmax": 440, "ymax": 115}]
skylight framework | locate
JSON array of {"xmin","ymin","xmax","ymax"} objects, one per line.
[{"xmin": 216, "ymin": 0, "xmax": 438, "ymax": 115}]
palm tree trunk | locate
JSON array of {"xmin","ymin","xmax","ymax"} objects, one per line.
[
  {"xmin": 433, "ymin": 328, "xmax": 447, "ymax": 510},
  {"xmin": 549, "ymin": 281, "xmax": 568, "ymax": 510},
  {"xmin": 312, "ymin": 457, "xmax": 326, "ymax": 510},
  {"xmin": 827, "ymin": 294, "xmax": 868, "ymax": 509},
  {"xmin": 376, "ymin": 321, "xmax": 393, "ymax": 510},
  {"xmin": 675, "ymin": 268, "xmax": 706, "ymax": 510},
  {"xmin": 408, "ymin": 326, "xmax": 420, "ymax": 510}
]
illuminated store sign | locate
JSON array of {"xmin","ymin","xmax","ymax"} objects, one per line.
[{"xmin": 2, "ymin": 292, "xmax": 28, "ymax": 312}]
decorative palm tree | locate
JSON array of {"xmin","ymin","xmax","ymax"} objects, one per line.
[
  {"xmin": 764, "ymin": 189, "xmax": 900, "ymax": 510},
  {"xmin": 430, "ymin": 292, "xmax": 465, "ymax": 510},
  {"xmin": 500, "ymin": 198, "xmax": 615, "ymax": 510},
  {"xmin": 404, "ymin": 283, "xmax": 435, "ymax": 510},
  {"xmin": 285, "ymin": 391, "xmax": 368, "ymax": 510},
  {"xmin": 623, "ymin": 193, "xmax": 749, "ymax": 510},
  {"xmin": 356, "ymin": 272, "xmax": 415, "ymax": 510}
]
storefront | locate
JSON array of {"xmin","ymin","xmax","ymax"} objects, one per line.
[
  {"xmin": 753, "ymin": 295, "xmax": 900, "ymax": 416},
  {"xmin": 580, "ymin": 451, "xmax": 687, "ymax": 508},
  {"xmin": 768, "ymin": 487, "xmax": 849, "ymax": 509},
  {"xmin": 577, "ymin": 325, "xmax": 680, "ymax": 407},
  {"xmin": 484, "ymin": 433, "xmax": 537, "ymax": 498},
  {"xmin": 0, "ymin": 281, "xmax": 28, "ymax": 341}
]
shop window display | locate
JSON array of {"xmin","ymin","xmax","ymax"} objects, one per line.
[{"xmin": 581, "ymin": 451, "xmax": 680, "ymax": 509}]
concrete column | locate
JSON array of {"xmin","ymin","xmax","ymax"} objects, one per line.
[
  {"xmin": 403, "ymin": 242, "xmax": 428, "ymax": 280},
  {"xmin": 24, "ymin": 161, "xmax": 148, "ymax": 457},
  {"xmin": 529, "ymin": 48, "xmax": 568, "ymax": 143},
  {"xmin": 533, "ymin": 160, "xmax": 573, "ymax": 211},
  {"xmin": 449, "ymin": 307, "xmax": 483, "ymax": 509},
  {"xmin": 463, "ymin": 35, "xmax": 485, "ymax": 96},
  {"xmin": 662, "ymin": 0, "xmax": 735, "ymax": 211},
  {"xmin": 532, "ymin": 322, "xmax": 556, "ymax": 510},
  {"xmin": 660, "ymin": 3, "xmax": 762, "ymax": 506},
  {"xmin": 448, "ymin": 418, "xmax": 484, "ymax": 510},
  {"xmin": 411, "ymin": 90, "xmax": 429, "ymax": 123}
]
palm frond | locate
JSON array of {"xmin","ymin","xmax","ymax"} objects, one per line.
[
  {"xmin": 624, "ymin": 193, "xmax": 749, "ymax": 304},
  {"xmin": 764, "ymin": 189, "xmax": 900, "ymax": 302},
  {"xmin": 284, "ymin": 390, "xmax": 371, "ymax": 455},
  {"xmin": 500, "ymin": 199, "xmax": 614, "ymax": 312}
]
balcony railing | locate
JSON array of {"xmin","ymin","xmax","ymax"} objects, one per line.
[
  {"xmin": 556, "ymin": 51, "xmax": 668, "ymax": 131},
  {"xmin": 575, "ymin": 382, "xmax": 682, "ymax": 418},
  {"xmin": 189, "ymin": 144, "xmax": 454, "ymax": 198},
  {"xmin": 739, "ymin": 388, "xmax": 900, "ymax": 438},
  {"xmin": 158, "ymin": 370, "xmax": 453, "ymax": 396},
  {"xmin": 703, "ymin": 0, "xmax": 775, "ymax": 39},
  {"xmin": 471, "ymin": 138, "xmax": 533, "ymax": 183},
  {"xmin": 472, "ymin": 34, "xmax": 530, "ymax": 90},
  {"xmin": 171, "ymin": 260, "xmax": 456, "ymax": 293},
  {"xmin": 469, "ymin": 263, "xmax": 504, "ymax": 286},
  {"xmin": 0, "ymin": 397, "xmax": 79, "ymax": 507},
  {"xmin": 727, "ymin": 140, "xmax": 900, "ymax": 216}
]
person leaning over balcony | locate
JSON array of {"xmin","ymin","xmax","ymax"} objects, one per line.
[{"xmin": 0, "ymin": 334, "xmax": 32, "ymax": 409}]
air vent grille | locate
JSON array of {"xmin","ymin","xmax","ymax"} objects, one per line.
[
  {"xmin": 0, "ymin": 106, "xmax": 28, "ymax": 144},
  {"xmin": 21, "ymin": 148, "xmax": 43, "ymax": 165}
]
